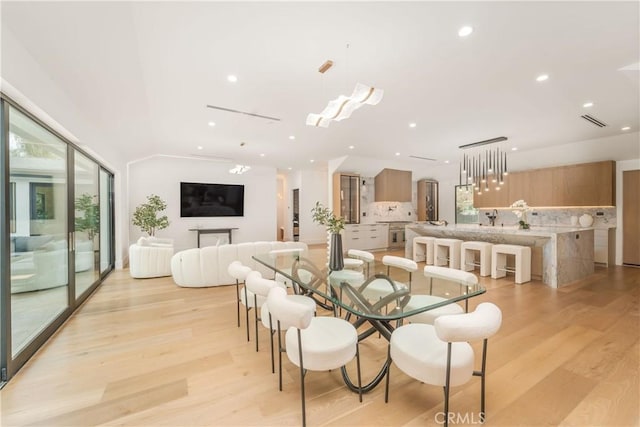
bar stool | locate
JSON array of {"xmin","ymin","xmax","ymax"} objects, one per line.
[
  {"xmin": 461, "ymin": 241, "xmax": 493, "ymax": 277},
  {"xmin": 433, "ymin": 238, "xmax": 463, "ymax": 269},
  {"xmin": 491, "ymin": 244, "xmax": 531, "ymax": 284},
  {"xmin": 412, "ymin": 236, "xmax": 435, "ymax": 264}
]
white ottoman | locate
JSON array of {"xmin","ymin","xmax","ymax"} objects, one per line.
[
  {"xmin": 491, "ymin": 244, "xmax": 531, "ymax": 284},
  {"xmin": 413, "ymin": 236, "xmax": 436, "ymax": 264},
  {"xmin": 461, "ymin": 241, "xmax": 493, "ymax": 277},
  {"xmin": 433, "ymin": 238, "xmax": 463, "ymax": 269}
]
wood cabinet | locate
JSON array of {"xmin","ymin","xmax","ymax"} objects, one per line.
[
  {"xmin": 343, "ymin": 223, "xmax": 389, "ymax": 251},
  {"xmin": 375, "ymin": 168, "xmax": 412, "ymax": 202},
  {"xmin": 474, "ymin": 160, "xmax": 615, "ymax": 208}
]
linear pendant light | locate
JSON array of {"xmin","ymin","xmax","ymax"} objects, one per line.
[
  {"xmin": 459, "ymin": 137, "xmax": 509, "ymax": 194},
  {"xmin": 306, "ymin": 83, "xmax": 384, "ymax": 127}
]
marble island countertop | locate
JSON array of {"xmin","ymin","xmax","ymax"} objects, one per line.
[{"xmin": 406, "ymin": 223, "xmax": 595, "ymax": 288}]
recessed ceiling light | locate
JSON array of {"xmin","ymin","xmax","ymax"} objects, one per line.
[
  {"xmin": 287, "ymin": 167, "xmax": 293, "ymax": 170},
  {"xmin": 208, "ymin": 121, "xmax": 216, "ymax": 127},
  {"xmin": 197, "ymin": 146, "xmax": 203, "ymax": 150},
  {"xmin": 536, "ymin": 74, "xmax": 549, "ymax": 82},
  {"xmin": 227, "ymin": 75, "xmax": 238, "ymax": 83},
  {"xmin": 511, "ymin": 147, "xmax": 518, "ymax": 151},
  {"xmin": 621, "ymin": 126, "xmax": 631, "ymax": 131},
  {"xmin": 444, "ymin": 160, "xmax": 450, "ymax": 164},
  {"xmin": 458, "ymin": 26, "xmax": 473, "ymax": 37},
  {"xmin": 348, "ymin": 145, "xmax": 355, "ymax": 150},
  {"xmin": 289, "ymin": 135, "xmax": 295, "ymax": 140},
  {"xmin": 310, "ymin": 159, "xmax": 315, "ymax": 163},
  {"xmin": 395, "ymin": 152, "xmax": 401, "ymax": 156},
  {"xmin": 409, "ymin": 122, "xmax": 417, "ymax": 128},
  {"xmin": 583, "ymin": 102, "xmax": 594, "ymax": 108},
  {"xmin": 260, "ymin": 153, "xmax": 265, "ymax": 157}
]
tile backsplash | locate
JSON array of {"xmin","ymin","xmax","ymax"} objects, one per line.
[
  {"xmin": 477, "ymin": 207, "xmax": 616, "ymax": 228},
  {"xmin": 360, "ymin": 176, "xmax": 416, "ymax": 223}
]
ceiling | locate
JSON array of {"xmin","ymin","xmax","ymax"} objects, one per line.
[{"xmin": 2, "ymin": 1, "xmax": 639, "ymax": 177}]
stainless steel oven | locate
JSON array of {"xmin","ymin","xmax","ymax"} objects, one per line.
[{"xmin": 388, "ymin": 222, "xmax": 408, "ymax": 248}]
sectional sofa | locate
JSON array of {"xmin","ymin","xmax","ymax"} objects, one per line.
[{"xmin": 170, "ymin": 241, "xmax": 308, "ymax": 287}]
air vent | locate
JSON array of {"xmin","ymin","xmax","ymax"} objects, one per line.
[
  {"xmin": 206, "ymin": 105, "xmax": 281, "ymax": 121},
  {"xmin": 581, "ymin": 114, "xmax": 607, "ymax": 127},
  {"xmin": 409, "ymin": 155, "xmax": 438, "ymax": 161}
]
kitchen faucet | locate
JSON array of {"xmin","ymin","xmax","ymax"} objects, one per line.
[{"xmin": 487, "ymin": 209, "xmax": 498, "ymax": 226}]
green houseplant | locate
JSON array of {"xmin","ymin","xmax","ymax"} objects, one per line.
[
  {"xmin": 75, "ymin": 193, "xmax": 100, "ymax": 241},
  {"xmin": 311, "ymin": 202, "xmax": 345, "ymax": 271},
  {"xmin": 132, "ymin": 194, "xmax": 170, "ymax": 237}
]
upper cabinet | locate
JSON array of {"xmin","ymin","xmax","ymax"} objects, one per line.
[
  {"xmin": 474, "ymin": 160, "xmax": 615, "ymax": 208},
  {"xmin": 375, "ymin": 168, "xmax": 412, "ymax": 202},
  {"xmin": 332, "ymin": 172, "xmax": 360, "ymax": 224}
]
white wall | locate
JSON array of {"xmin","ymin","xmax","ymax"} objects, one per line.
[
  {"xmin": 298, "ymin": 168, "xmax": 329, "ymax": 245},
  {"xmin": 127, "ymin": 155, "xmax": 278, "ymax": 253}
]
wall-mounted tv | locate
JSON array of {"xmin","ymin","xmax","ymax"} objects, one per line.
[{"xmin": 180, "ymin": 182, "xmax": 245, "ymax": 217}]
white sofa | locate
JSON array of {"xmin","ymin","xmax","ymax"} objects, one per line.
[
  {"xmin": 171, "ymin": 241, "xmax": 308, "ymax": 288},
  {"xmin": 129, "ymin": 237, "xmax": 174, "ymax": 279}
]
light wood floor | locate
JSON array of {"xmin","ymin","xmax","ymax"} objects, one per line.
[{"xmin": 1, "ymin": 247, "xmax": 638, "ymax": 426}]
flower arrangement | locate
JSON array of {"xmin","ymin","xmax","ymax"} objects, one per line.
[
  {"xmin": 510, "ymin": 199, "xmax": 531, "ymax": 229},
  {"xmin": 311, "ymin": 201, "xmax": 345, "ymax": 234}
]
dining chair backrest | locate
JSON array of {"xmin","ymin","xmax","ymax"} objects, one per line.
[
  {"xmin": 434, "ymin": 302, "xmax": 502, "ymax": 343},
  {"xmin": 267, "ymin": 287, "xmax": 314, "ymax": 330},
  {"xmin": 347, "ymin": 249, "xmax": 375, "ymax": 263},
  {"xmin": 382, "ymin": 256, "xmax": 418, "ymax": 273},
  {"xmin": 228, "ymin": 260, "xmax": 253, "ymax": 281},
  {"xmin": 423, "ymin": 265, "xmax": 478, "ymax": 286},
  {"xmin": 246, "ymin": 272, "xmax": 280, "ymax": 298}
]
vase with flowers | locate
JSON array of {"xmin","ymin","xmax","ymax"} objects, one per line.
[
  {"xmin": 510, "ymin": 199, "xmax": 531, "ymax": 229},
  {"xmin": 311, "ymin": 201, "xmax": 346, "ymax": 271}
]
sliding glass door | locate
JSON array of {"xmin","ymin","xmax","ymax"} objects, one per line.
[
  {"xmin": 1, "ymin": 95, "xmax": 115, "ymax": 382},
  {"xmin": 8, "ymin": 106, "xmax": 70, "ymax": 358}
]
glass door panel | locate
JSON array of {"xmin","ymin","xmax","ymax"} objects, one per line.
[
  {"xmin": 99, "ymin": 168, "xmax": 113, "ymax": 274},
  {"xmin": 74, "ymin": 151, "xmax": 99, "ymax": 298},
  {"xmin": 9, "ymin": 106, "xmax": 69, "ymax": 357}
]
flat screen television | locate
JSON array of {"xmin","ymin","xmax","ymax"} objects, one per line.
[{"xmin": 180, "ymin": 182, "xmax": 244, "ymax": 217}]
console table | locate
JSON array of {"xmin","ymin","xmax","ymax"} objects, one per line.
[{"xmin": 188, "ymin": 228, "xmax": 238, "ymax": 247}]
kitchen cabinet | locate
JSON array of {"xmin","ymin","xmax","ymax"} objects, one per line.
[
  {"xmin": 332, "ymin": 172, "xmax": 360, "ymax": 223},
  {"xmin": 594, "ymin": 228, "xmax": 615, "ymax": 266},
  {"xmin": 343, "ymin": 223, "xmax": 389, "ymax": 251},
  {"xmin": 375, "ymin": 168, "xmax": 412, "ymax": 202},
  {"xmin": 474, "ymin": 160, "xmax": 615, "ymax": 208}
]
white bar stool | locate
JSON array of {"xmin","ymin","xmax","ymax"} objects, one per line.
[
  {"xmin": 433, "ymin": 238, "xmax": 463, "ymax": 269},
  {"xmin": 461, "ymin": 241, "xmax": 493, "ymax": 277},
  {"xmin": 412, "ymin": 236, "xmax": 435, "ymax": 264},
  {"xmin": 491, "ymin": 244, "xmax": 531, "ymax": 284}
]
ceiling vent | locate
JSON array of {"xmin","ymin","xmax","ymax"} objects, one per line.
[
  {"xmin": 581, "ymin": 114, "xmax": 607, "ymax": 127},
  {"xmin": 458, "ymin": 136, "xmax": 508, "ymax": 149},
  {"xmin": 409, "ymin": 155, "xmax": 438, "ymax": 161},
  {"xmin": 206, "ymin": 105, "xmax": 281, "ymax": 122}
]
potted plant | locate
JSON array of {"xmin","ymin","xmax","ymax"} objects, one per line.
[
  {"xmin": 75, "ymin": 193, "xmax": 99, "ymax": 241},
  {"xmin": 510, "ymin": 199, "xmax": 531, "ymax": 229},
  {"xmin": 311, "ymin": 201, "xmax": 346, "ymax": 271},
  {"xmin": 132, "ymin": 194, "xmax": 170, "ymax": 237}
]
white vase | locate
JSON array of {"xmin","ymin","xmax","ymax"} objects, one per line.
[{"xmin": 579, "ymin": 214, "xmax": 593, "ymax": 227}]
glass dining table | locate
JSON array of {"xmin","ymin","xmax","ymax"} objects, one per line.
[{"xmin": 253, "ymin": 251, "xmax": 486, "ymax": 392}]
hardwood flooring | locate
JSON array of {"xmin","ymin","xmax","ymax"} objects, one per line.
[{"xmin": 1, "ymin": 247, "xmax": 638, "ymax": 426}]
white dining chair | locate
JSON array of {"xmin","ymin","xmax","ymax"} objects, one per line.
[
  {"xmin": 360, "ymin": 255, "xmax": 417, "ymax": 301},
  {"xmin": 228, "ymin": 261, "xmax": 255, "ymax": 339},
  {"xmin": 267, "ymin": 286, "xmax": 362, "ymax": 427},
  {"xmin": 385, "ymin": 303, "xmax": 502, "ymax": 427}
]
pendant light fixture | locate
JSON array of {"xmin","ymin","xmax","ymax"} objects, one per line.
[{"xmin": 459, "ymin": 137, "xmax": 509, "ymax": 194}]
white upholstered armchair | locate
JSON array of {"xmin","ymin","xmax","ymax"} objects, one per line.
[{"xmin": 129, "ymin": 237, "xmax": 174, "ymax": 279}]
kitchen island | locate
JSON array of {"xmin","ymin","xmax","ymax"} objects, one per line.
[{"xmin": 405, "ymin": 224, "xmax": 594, "ymax": 288}]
